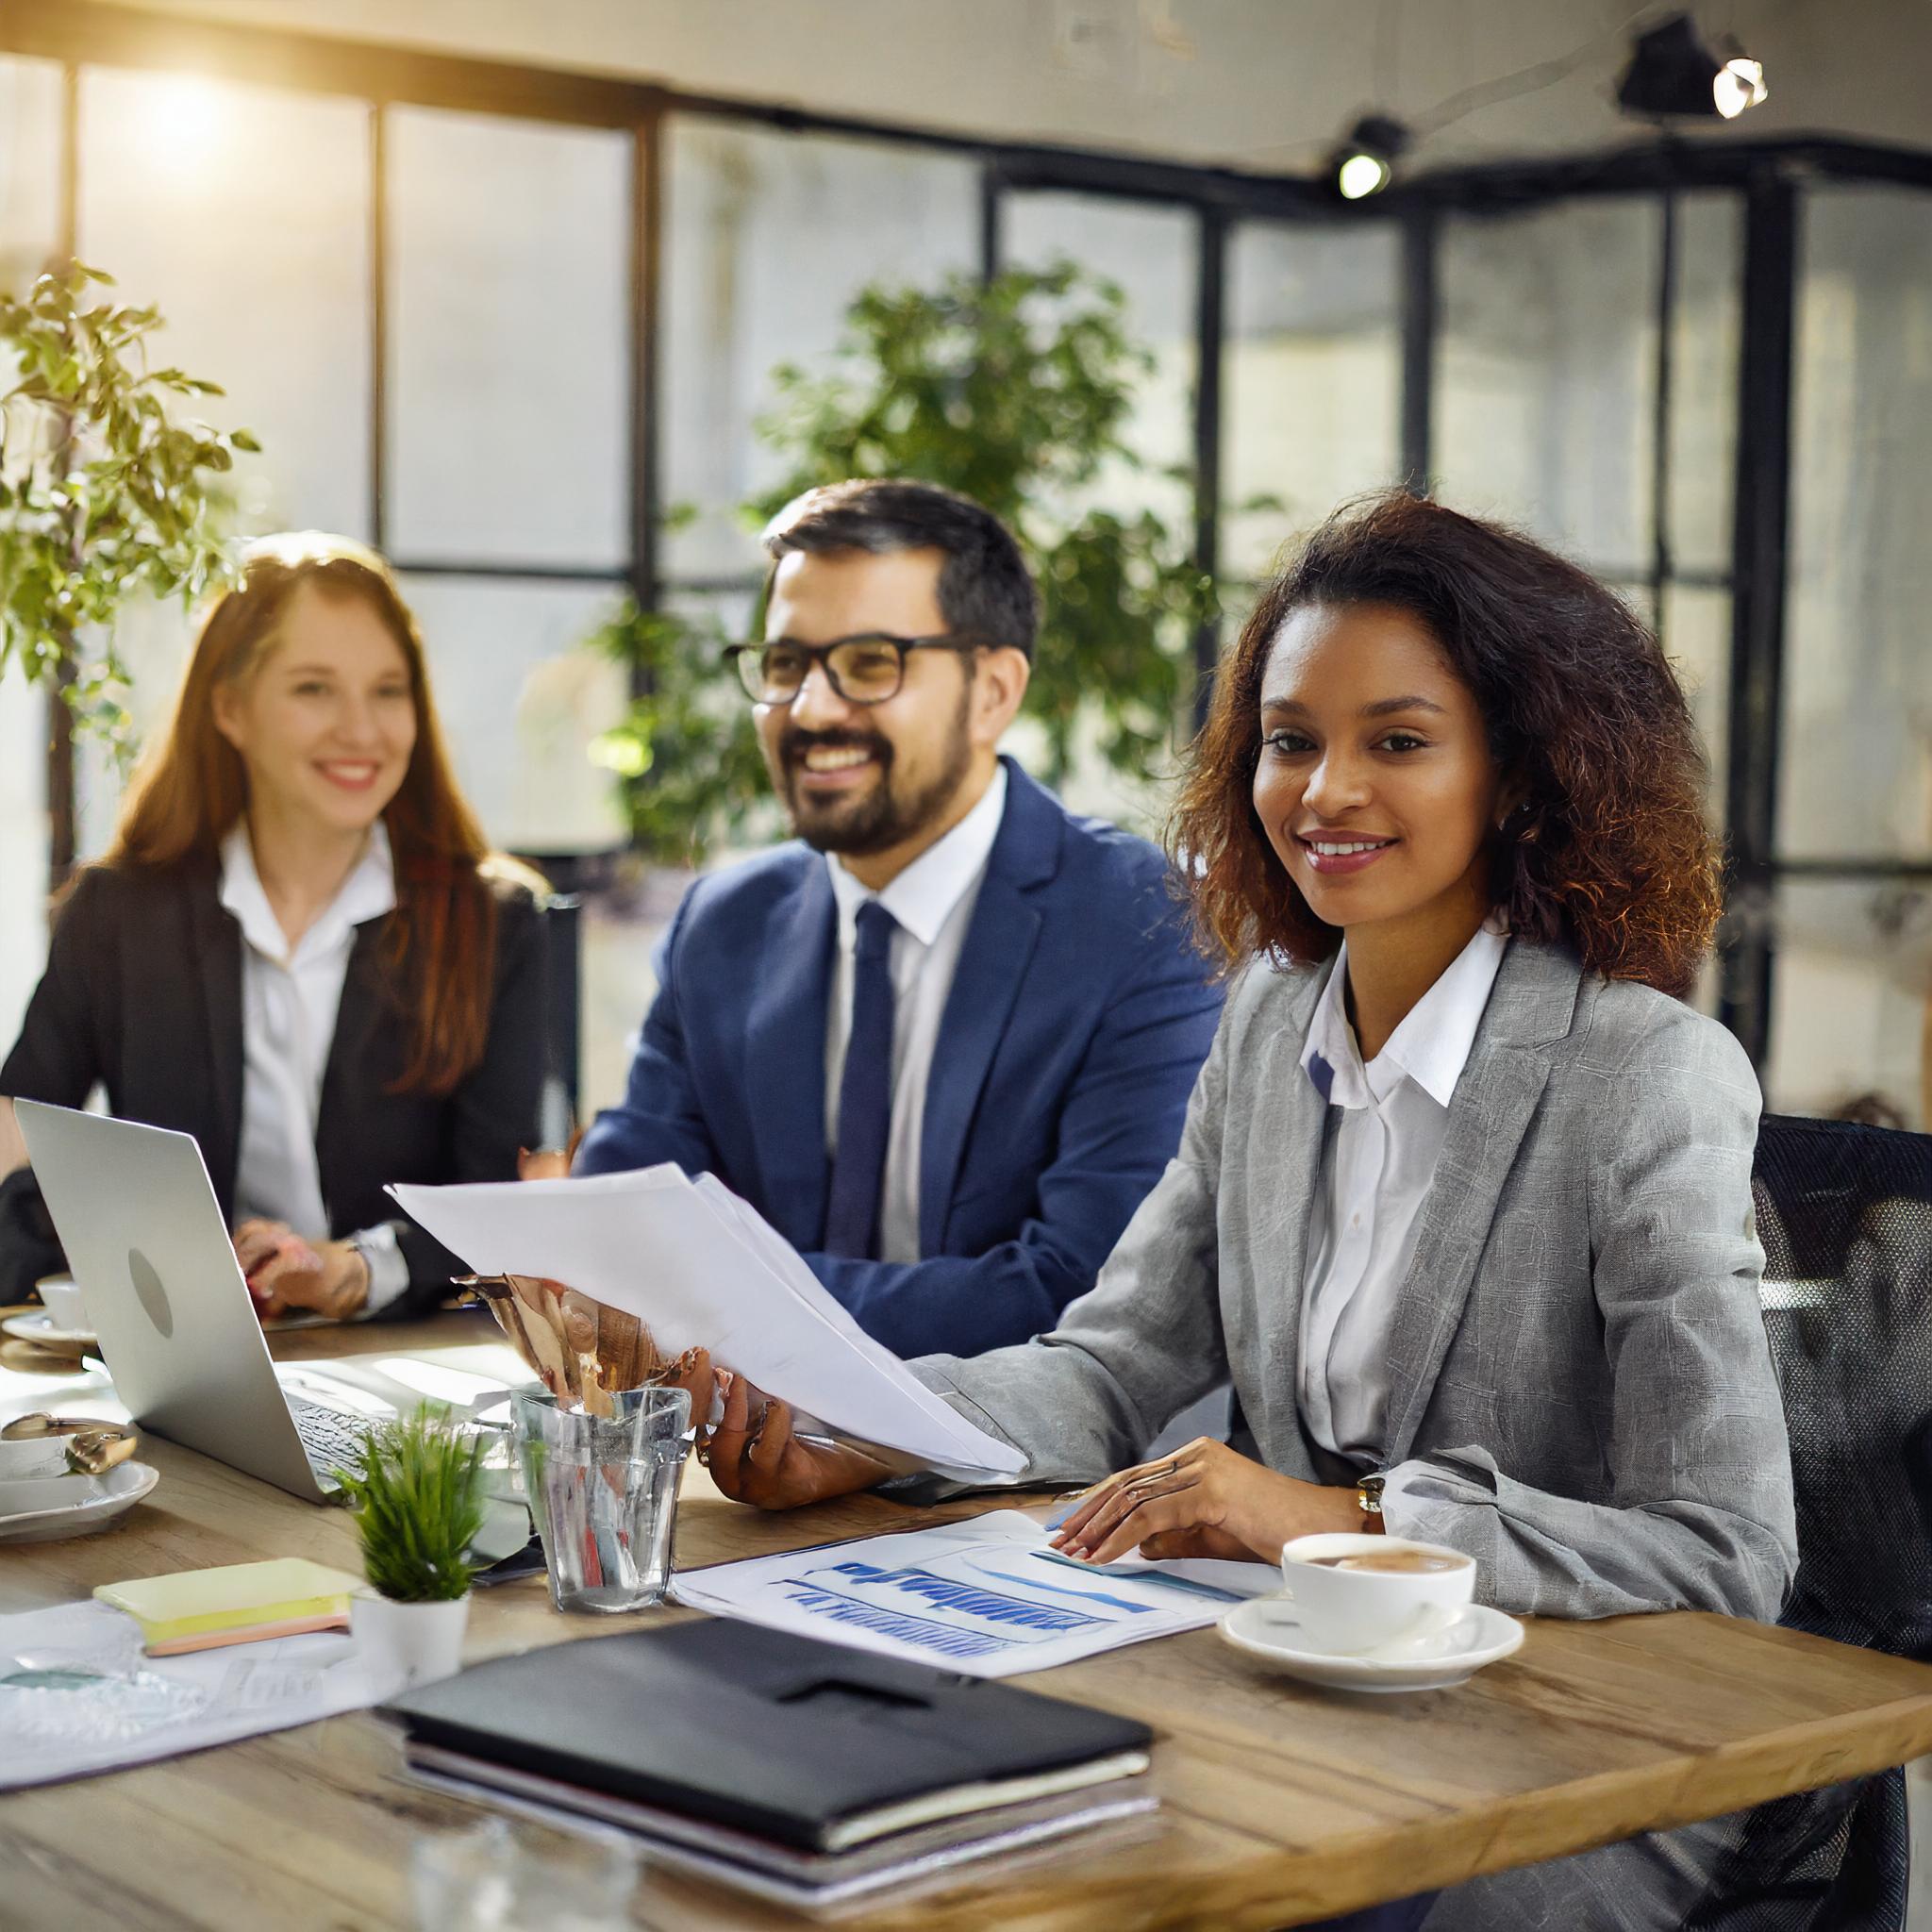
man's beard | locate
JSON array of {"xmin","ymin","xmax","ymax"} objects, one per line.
[{"xmin": 777, "ymin": 693, "xmax": 974, "ymax": 858}]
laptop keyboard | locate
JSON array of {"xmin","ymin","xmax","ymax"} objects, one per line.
[{"xmin": 287, "ymin": 1398, "xmax": 373, "ymax": 1483}]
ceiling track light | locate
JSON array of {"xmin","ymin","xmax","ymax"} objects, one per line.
[
  {"xmin": 1329, "ymin": 114, "xmax": 1409, "ymax": 201},
  {"xmin": 1617, "ymin": 12, "xmax": 1769, "ymax": 123},
  {"xmin": 1713, "ymin": 49, "xmax": 1769, "ymax": 120}
]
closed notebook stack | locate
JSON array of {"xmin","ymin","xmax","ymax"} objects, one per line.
[
  {"xmin": 95, "ymin": 1558, "xmax": 363, "ymax": 1656},
  {"xmin": 384, "ymin": 1619, "xmax": 1159, "ymax": 1911}
]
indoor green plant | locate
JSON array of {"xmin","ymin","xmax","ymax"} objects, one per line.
[
  {"xmin": 754, "ymin": 259, "xmax": 1217, "ymax": 790},
  {"xmin": 333, "ymin": 1407, "xmax": 488, "ymax": 1688},
  {"xmin": 595, "ymin": 259, "xmax": 1237, "ymax": 863},
  {"xmin": 589, "ymin": 597, "xmax": 774, "ymax": 870},
  {"xmin": 0, "ymin": 260, "xmax": 256, "ymax": 743}
]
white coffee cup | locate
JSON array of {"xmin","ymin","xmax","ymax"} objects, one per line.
[
  {"xmin": 34, "ymin": 1274, "xmax": 88, "ymax": 1332},
  {"xmin": 1278, "ymin": 1532, "xmax": 1476, "ymax": 1657}
]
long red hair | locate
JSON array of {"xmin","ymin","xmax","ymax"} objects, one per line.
[{"xmin": 109, "ymin": 533, "xmax": 508, "ymax": 1095}]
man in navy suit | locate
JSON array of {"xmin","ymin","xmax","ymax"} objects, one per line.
[{"xmin": 575, "ymin": 479, "xmax": 1222, "ymax": 1357}]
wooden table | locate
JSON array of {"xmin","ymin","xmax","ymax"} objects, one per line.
[{"xmin": 5, "ymin": 1314, "xmax": 1932, "ymax": 1931}]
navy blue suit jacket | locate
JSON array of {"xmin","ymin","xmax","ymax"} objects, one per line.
[{"xmin": 575, "ymin": 759, "xmax": 1224, "ymax": 1357}]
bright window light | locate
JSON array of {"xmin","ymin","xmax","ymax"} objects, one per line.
[{"xmin": 130, "ymin": 75, "xmax": 232, "ymax": 175}]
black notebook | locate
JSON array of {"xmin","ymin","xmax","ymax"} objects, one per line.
[{"xmin": 383, "ymin": 1620, "xmax": 1154, "ymax": 1854}]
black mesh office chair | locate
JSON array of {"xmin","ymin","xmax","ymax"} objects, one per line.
[{"xmin": 1684, "ymin": 1112, "xmax": 1932, "ymax": 1929}]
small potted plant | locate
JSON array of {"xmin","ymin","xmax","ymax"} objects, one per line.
[{"xmin": 334, "ymin": 1407, "xmax": 488, "ymax": 1689}]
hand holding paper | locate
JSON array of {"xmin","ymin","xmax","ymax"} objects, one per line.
[
  {"xmin": 458, "ymin": 1271, "xmax": 893, "ymax": 1506},
  {"xmin": 388, "ymin": 1167, "xmax": 1026, "ymax": 1484},
  {"xmin": 704, "ymin": 1364, "xmax": 895, "ymax": 1508}
]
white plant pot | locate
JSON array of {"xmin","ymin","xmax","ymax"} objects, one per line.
[{"xmin": 351, "ymin": 1589, "xmax": 470, "ymax": 1690}]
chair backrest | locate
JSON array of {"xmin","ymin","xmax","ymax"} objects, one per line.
[
  {"xmin": 1753, "ymin": 1113, "xmax": 1932, "ymax": 1661},
  {"xmin": 1686, "ymin": 1112, "xmax": 1932, "ymax": 1931}
]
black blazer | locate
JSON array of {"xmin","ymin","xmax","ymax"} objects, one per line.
[{"xmin": 0, "ymin": 857, "xmax": 548, "ymax": 1312}]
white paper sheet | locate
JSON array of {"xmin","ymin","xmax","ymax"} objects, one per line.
[
  {"xmin": 0, "ymin": 1600, "xmax": 408, "ymax": 1789},
  {"xmin": 387, "ymin": 1167, "xmax": 1024, "ymax": 1479},
  {"xmin": 670, "ymin": 1509, "xmax": 1278, "ymax": 1678}
]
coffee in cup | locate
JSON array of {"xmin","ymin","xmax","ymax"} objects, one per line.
[
  {"xmin": 1306, "ymin": 1549, "xmax": 1465, "ymax": 1574},
  {"xmin": 1277, "ymin": 1532, "xmax": 1475, "ymax": 1656}
]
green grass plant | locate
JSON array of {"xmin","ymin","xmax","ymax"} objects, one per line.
[{"xmin": 333, "ymin": 1407, "xmax": 489, "ymax": 1604}]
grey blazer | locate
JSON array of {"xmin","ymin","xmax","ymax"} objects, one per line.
[{"xmin": 915, "ymin": 937, "xmax": 1798, "ymax": 1624}]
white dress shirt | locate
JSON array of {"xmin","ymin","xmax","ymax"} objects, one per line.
[
  {"xmin": 220, "ymin": 822, "xmax": 410, "ymax": 1315},
  {"xmin": 824, "ymin": 763, "xmax": 1008, "ymax": 1265},
  {"xmin": 1295, "ymin": 920, "xmax": 1509, "ymax": 1462}
]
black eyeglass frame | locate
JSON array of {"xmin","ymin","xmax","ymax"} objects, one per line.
[{"xmin": 723, "ymin": 631, "xmax": 997, "ymax": 706}]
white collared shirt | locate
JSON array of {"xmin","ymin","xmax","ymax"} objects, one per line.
[
  {"xmin": 1296, "ymin": 921, "xmax": 1509, "ymax": 1462},
  {"xmin": 824, "ymin": 763, "xmax": 1008, "ymax": 1265},
  {"xmin": 219, "ymin": 821, "xmax": 409, "ymax": 1314}
]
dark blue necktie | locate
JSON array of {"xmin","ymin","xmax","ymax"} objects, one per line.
[{"xmin": 824, "ymin": 901, "xmax": 898, "ymax": 1258}]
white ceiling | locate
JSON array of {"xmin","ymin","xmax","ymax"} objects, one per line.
[{"xmin": 99, "ymin": 0, "xmax": 1932, "ymax": 176}]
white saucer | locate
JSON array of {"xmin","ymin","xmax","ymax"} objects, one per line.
[
  {"xmin": 0, "ymin": 1462, "xmax": 158, "ymax": 1544},
  {"xmin": 1, "ymin": 1310, "xmax": 99, "ymax": 1352},
  {"xmin": 1218, "ymin": 1598, "xmax": 1524, "ymax": 1693}
]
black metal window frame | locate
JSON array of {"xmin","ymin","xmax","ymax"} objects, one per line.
[{"xmin": 9, "ymin": 0, "xmax": 1932, "ymax": 1075}]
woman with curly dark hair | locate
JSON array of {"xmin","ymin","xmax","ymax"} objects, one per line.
[
  {"xmin": 1176, "ymin": 490, "xmax": 1724, "ymax": 996},
  {"xmin": 487, "ymin": 495, "xmax": 1798, "ymax": 1929}
]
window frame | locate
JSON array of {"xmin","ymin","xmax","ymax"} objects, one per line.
[{"xmin": 8, "ymin": 0, "xmax": 1932, "ymax": 1073}]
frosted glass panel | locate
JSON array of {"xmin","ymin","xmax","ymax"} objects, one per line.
[
  {"xmin": 0, "ymin": 58, "xmax": 61, "ymax": 1040},
  {"xmin": 78, "ymin": 69, "xmax": 372, "ymax": 540},
  {"xmin": 1224, "ymin": 219, "xmax": 1402, "ymax": 577},
  {"xmin": 0, "ymin": 56, "xmax": 60, "ymax": 295},
  {"xmin": 1660, "ymin": 582, "xmax": 1731, "ymax": 830},
  {"xmin": 1668, "ymin": 193, "xmax": 1742, "ymax": 580},
  {"xmin": 388, "ymin": 109, "xmax": 629, "ymax": 570},
  {"xmin": 1767, "ymin": 876, "xmax": 1932, "ymax": 1128},
  {"xmin": 0, "ymin": 664, "xmax": 49, "ymax": 1055},
  {"xmin": 399, "ymin": 575, "xmax": 629, "ymax": 857},
  {"xmin": 1780, "ymin": 186, "xmax": 1932, "ymax": 862},
  {"xmin": 1435, "ymin": 199, "xmax": 1659, "ymax": 573},
  {"xmin": 72, "ymin": 597, "xmax": 199, "ymax": 863},
  {"xmin": 663, "ymin": 120, "xmax": 979, "ymax": 580},
  {"xmin": 1004, "ymin": 192, "xmax": 1197, "ymax": 533}
]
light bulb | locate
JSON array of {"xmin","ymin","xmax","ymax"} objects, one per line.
[
  {"xmin": 1337, "ymin": 152, "xmax": 1391, "ymax": 201},
  {"xmin": 1714, "ymin": 57, "xmax": 1768, "ymax": 119}
]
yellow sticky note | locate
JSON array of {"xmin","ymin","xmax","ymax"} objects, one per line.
[{"xmin": 95, "ymin": 1557, "xmax": 362, "ymax": 1642}]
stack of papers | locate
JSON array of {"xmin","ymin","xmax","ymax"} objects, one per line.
[
  {"xmin": 404, "ymin": 1743, "xmax": 1158, "ymax": 1913},
  {"xmin": 389, "ymin": 1167, "xmax": 1026, "ymax": 1481},
  {"xmin": 0, "ymin": 1600, "xmax": 406, "ymax": 1788},
  {"xmin": 673, "ymin": 1509, "xmax": 1278, "ymax": 1678}
]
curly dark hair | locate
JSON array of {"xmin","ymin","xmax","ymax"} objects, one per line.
[{"xmin": 1170, "ymin": 491, "xmax": 1722, "ymax": 997}]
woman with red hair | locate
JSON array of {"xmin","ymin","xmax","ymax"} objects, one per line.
[{"xmin": 0, "ymin": 533, "xmax": 546, "ymax": 1318}]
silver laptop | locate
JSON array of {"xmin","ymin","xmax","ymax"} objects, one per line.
[{"xmin": 16, "ymin": 1098, "xmax": 407, "ymax": 1502}]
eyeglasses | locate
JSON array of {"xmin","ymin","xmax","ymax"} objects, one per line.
[{"xmin": 724, "ymin": 632, "xmax": 990, "ymax": 707}]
